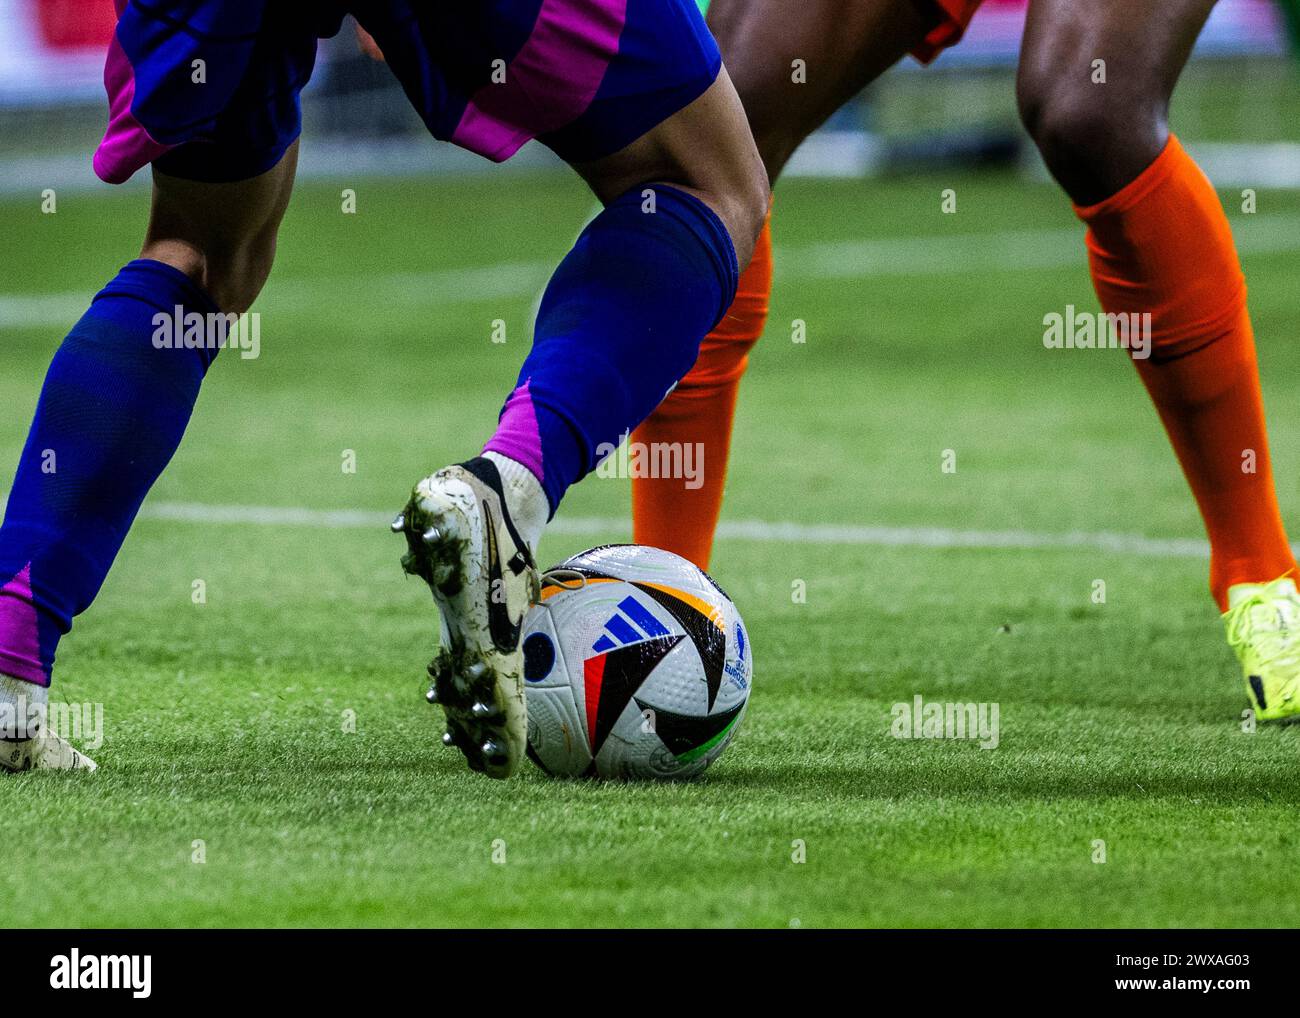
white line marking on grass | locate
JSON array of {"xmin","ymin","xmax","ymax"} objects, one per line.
[
  {"xmin": 0, "ymin": 293, "xmax": 93, "ymax": 330},
  {"xmin": 785, "ymin": 211, "xmax": 1300, "ymax": 280},
  {"xmin": 4, "ymin": 214, "xmax": 1298, "ymax": 328},
  {"xmin": 137, "ymin": 501, "xmax": 1215, "ymax": 559}
]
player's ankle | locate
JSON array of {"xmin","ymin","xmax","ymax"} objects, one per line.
[
  {"xmin": 482, "ymin": 451, "xmax": 548, "ymax": 553},
  {"xmin": 1, "ymin": 673, "xmax": 48, "ymax": 740}
]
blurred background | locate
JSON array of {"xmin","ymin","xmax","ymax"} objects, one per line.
[{"xmin": 1, "ymin": 0, "xmax": 1298, "ymax": 194}]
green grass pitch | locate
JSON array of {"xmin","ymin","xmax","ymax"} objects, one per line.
[{"xmin": 2, "ymin": 167, "xmax": 1300, "ymax": 927}]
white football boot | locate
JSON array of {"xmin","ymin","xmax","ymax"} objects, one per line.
[
  {"xmin": 0, "ymin": 677, "xmax": 97, "ymax": 772},
  {"xmin": 393, "ymin": 458, "xmax": 540, "ymax": 778},
  {"xmin": 1, "ymin": 731, "xmax": 97, "ymax": 772}
]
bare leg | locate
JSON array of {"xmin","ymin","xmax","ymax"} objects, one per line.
[
  {"xmin": 1016, "ymin": 0, "xmax": 1216, "ymax": 204},
  {"xmin": 141, "ymin": 139, "xmax": 299, "ymax": 312},
  {"xmin": 708, "ymin": 0, "xmax": 937, "ymax": 182}
]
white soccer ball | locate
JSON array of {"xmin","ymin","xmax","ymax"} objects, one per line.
[{"xmin": 522, "ymin": 544, "xmax": 752, "ymax": 780}]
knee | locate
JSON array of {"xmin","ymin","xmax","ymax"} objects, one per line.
[
  {"xmin": 716, "ymin": 159, "xmax": 771, "ymax": 272},
  {"xmin": 709, "ymin": 84, "xmax": 772, "ymax": 266},
  {"xmin": 1016, "ymin": 73, "xmax": 1163, "ymax": 200},
  {"xmin": 141, "ymin": 165, "xmax": 292, "ymax": 313},
  {"xmin": 739, "ymin": 171, "xmax": 772, "ymax": 260},
  {"xmin": 1018, "ymin": 77, "xmax": 1109, "ymax": 171},
  {"xmin": 725, "ymin": 63, "xmax": 802, "ymax": 185},
  {"xmin": 140, "ymin": 232, "xmax": 277, "ymax": 314}
]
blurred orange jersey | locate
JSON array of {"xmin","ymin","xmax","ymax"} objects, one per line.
[{"xmin": 914, "ymin": 0, "xmax": 986, "ymax": 63}]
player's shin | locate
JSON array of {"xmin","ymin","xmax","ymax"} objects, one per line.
[
  {"xmin": 0, "ymin": 260, "xmax": 221, "ymax": 695},
  {"xmin": 486, "ymin": 183, "xmax": 740, "ymax": 518}
]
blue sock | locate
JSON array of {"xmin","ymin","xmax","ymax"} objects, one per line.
[
  {"xmin": 0, "ymin": 260, "xmax": 220, "ymax": 686},
  {"xmin": 484, "ymin": 185, "xmax": 739, "ymax": 512}
]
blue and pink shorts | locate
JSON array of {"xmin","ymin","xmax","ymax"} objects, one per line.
[{"xmin": 94, "ymin": 0, "xmax": 722, "ymax": 185}]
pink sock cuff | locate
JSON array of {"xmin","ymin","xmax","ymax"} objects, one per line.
[
  {"xmin": 483, "ymin": 380, "xmax": 545, "ymax": 484},
  {"xmin": 0, "ymin": 564, "xmax": 50, "ymax": 687}
]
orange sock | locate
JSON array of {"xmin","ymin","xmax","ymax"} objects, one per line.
[
  {"xmin": 1075, "ymin": 135, "xmax": 1297, "ymax": 610},
  {"xmin": 631, "ymin": 210, "xmax": 773, "ymax": 570}
]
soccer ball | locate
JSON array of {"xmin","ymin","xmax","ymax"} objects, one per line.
[{"xmin": 522, "ymin": 544, "xmax": 752, "ymax": 780}]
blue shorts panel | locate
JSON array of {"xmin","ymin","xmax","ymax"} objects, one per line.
[{"xmin": 95, "ymin": 0, "xmax": 721, "ymax": 184}]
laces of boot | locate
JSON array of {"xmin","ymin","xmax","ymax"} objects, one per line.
[
  {"xmin": 532, "ymin": 568, "xmax": 587, "ymax": 605},
  {"xmin": 1228, "ymin": 589, "xmax": 1300, "ymax": 668}
]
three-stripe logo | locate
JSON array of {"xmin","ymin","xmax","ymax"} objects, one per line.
[{"xmin": 591, "ymin": 595, "xmax": 671, "ymax": 652}]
